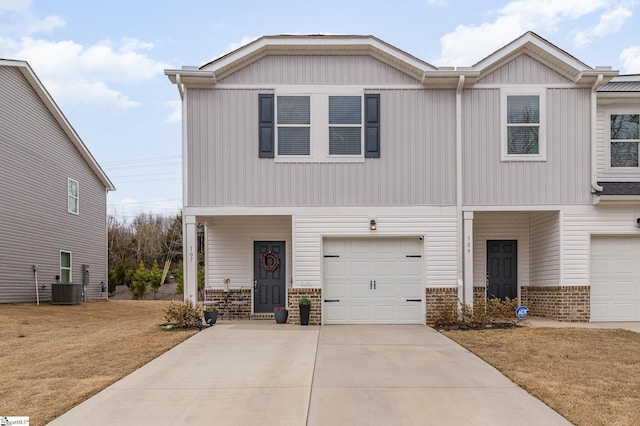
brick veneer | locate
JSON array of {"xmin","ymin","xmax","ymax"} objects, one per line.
[
  {"xmin": 203, "ymin": 288, "xmax": 251, "ymax": 320},
  {"xmin": 425, "ymin": 287, "xmax": 458, "ymax": 325},
  {"xmin": 287, "ymin": 288, "xmax": 322, "ymax": 325},
  {"xmin": 473, "ymin": 286, "xmax": 487, "ymax": 303},
  {"xmin": 521, "ymin": 285, "xmax": 590, "ymax": 322}
]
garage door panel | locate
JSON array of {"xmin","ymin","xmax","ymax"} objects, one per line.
[
  {"xmin": 591, "ymin": 236, "xmax": 640, "ymax": 322},
  {"xmin": 323, "ymin": 237, "xmax": 423, "ymax": 324}
]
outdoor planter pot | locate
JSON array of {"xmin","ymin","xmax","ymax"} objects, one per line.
[
  {"xmin": 274, "ymin": 307, "xmax": 288, "ymax": 324},
  {"xmin": 298, "ymin": 298, "xmax": 311, "ymax": 326},
  {"xmin": 203, "ymin": 309, "xmax": 218, "ymax": 325}
]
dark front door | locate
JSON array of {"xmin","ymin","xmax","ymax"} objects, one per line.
[
  {"xmin": 486, "ymin": 240, "xmax": 518, "ymax": 301},
  {"xmin": 254, "ymin": 241, "xmax": 286, "ymax": 313}
]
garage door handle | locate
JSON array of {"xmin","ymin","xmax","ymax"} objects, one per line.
[
  {"xmin": 324, "ymin": 299, "xmax": 340, "ymax": 302},
  {"xmin": 406, "ymin": 299, "xmax": 421, "ymax": 302}
]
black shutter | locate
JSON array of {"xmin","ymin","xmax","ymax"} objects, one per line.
[
  {"xmin": 364, "ymin": 93, "xmax": 380, "ymax": 158},
  {"xmin": 259, "ymin": 94, "xmax": 274, "ymax": 158}
]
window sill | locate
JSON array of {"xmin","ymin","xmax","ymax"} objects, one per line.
[{"xmin": 274, "ymin": 156, "xmax": 365, "ymax": 163}]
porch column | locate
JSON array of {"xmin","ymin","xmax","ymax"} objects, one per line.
[
  {"xmin": 183, "ymin": 215, "xmax": 198, "ymax": 303},
  {"xmin": 463, "ymin": 211, "xmax": 474, "ymax": 306}
]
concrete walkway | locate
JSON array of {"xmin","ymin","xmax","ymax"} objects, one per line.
[
  {"xmin": 49, "ymin": 323, "xmax": 570, "ymax": 426},
  {"xmin": 526, "ymin": 316, "xmax": 640, "ymax": 333}
]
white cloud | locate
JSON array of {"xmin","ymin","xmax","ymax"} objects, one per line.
[
  {"xmin": 574, "ymin": 4, "xmax": 634, "ymax": 47},
  {"xmin": 426, "ymin": 0, "xmax": 448, "ymax": 5},
  {"xmin": 0, "ymin": 6, "xmax": 171, "ymax": 109},
  {"xmin": 621, "ymin": 45, "xmax": 640, "ymax": 73},
  {"xmin": 226, "ymin": 35, "xmax": 259, "ymax": 53},
  {"xmin": 434, "ymin": 0, "xmax": 610, "ymax": 66},
  {"xmin": 165, "ymin": 100, "xmax": 182, "ymax": 124}
]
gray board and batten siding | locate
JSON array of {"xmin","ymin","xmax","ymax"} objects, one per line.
[
  {"xmin": 0, "ymin": 65, "xmax": 110, "ymax": 303},
  {"xmin": 462, "ymin": 54, "xmax": 592, "ymax": 205},
  {"xmin": 185, "ymin": 53, "xmax": 456, "ymax": 207}
]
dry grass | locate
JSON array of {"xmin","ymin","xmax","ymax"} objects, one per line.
[
  {"xmin": 0, "ymin": 301, "xmax": 197, "ymax": 426},
  {"xmin": 443, "ymin": 327, "xmax": 640, "ymax": 426}
]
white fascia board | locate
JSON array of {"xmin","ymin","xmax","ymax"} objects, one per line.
[
  {"xmin": 2, "ymin": 60, "xmax": 115, "ymax": 191},
  {"xmin": 183, "ymin": 205, "xmax": 457, "ymax": 217}
]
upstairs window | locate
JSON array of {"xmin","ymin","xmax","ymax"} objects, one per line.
[
  {"xmin": 329, "ymin": 96, "xmax": 362, "ymax": 155},
  {"xmin": 68, "ymin": 178, "xmax": 78, "ymax": 214},
  {"xmin": 258, "ymin": 90, "xmax": 380, "ymax": 161},
  {"xmin": 501, "ymin": 88, "xmax": 546, "ymax": 161},
  {"xmin": 610, "ymin": 114, "xmax": 640, "ymax": 168}
]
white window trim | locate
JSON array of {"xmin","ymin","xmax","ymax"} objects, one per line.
[
  {"xmin": 60, "ymin": 250, "xmax": 72, "ymax": 283},
  {"xmin": 500, "ymin": 87, "xmax": 546, "ymax": 162},
  {"xmin": 604, "ymin": 108, "xmax": 640, "ymax": 176},
  {"xmin": 274, "ymin": 86, "xmax": 365, "ymax": 163},
  {"xmin": 68, "ymin": 178, "xmax": 79, "ymax": 215}
]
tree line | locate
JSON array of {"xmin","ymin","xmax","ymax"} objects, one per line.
[{"xmin": 108, "ymin": 213, "xmax": 184, "ymax": 299}]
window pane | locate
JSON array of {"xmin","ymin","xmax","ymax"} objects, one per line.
[
  {"xmin": 508, "ymin": 127, "xmax": 539, "ymax": 154},
  {"xmin": 611, "ymin": 142, "xmax": 639, "ymax": 167},
  {"xmin": 61, "ymin": 252, "xmax": 71, "ymax": 268},
  {"xmin": 507, "ymin": 96, "xmax": 539, "ymax": 124},
  {"xmin": 277, "ymin": 96, "xmax": 310, "ymax": 124},
  {"xmin": 329, "ymin": 127, "xmax": 361, "ymax": 155},
  {"xmin": 61, "ymin": 270, "xmax": 71, "ymax": 282},
  {"xmin": 278, "ymin": 127, "xmax": 310, "ymax": 155},
  {"xmin": 68, "ymin": 197, "xmax": 78, "ymax": 213},
  {"xmin": 611, "ymin": 114, "xmax": 639, "ymax": 140},
  {"xmin": 329, "ymin": 96, "xmax": 361, "ymax": 124},
  {"xmin": 68, "ymin": 179, "xmax": 78, "ymax": 196}
]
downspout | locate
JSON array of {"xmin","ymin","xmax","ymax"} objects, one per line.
[
  {"xmin": 456, "ymin": 75, "xmax": 465, "ymax": 302},
  {"xmin": 591, "ymin": 74, "xmax": 604, "ymax": 194},
  {"xmin": 176, "ymin": 73, "xmax": 184, "ymax": 100}
]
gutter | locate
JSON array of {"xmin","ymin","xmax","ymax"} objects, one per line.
[{"xmin": 591, "ymin": 73, "xmax": 604, "ymax": 193}]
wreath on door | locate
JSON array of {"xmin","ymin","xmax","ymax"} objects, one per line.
[{"xmin": 260, "ymin": 250, "xmax": 280, "ymax": 272}]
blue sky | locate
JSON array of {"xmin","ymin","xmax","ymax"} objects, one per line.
[{"xmin": 1, "ymin": 0, "xmax": 639, "ymax": 219}]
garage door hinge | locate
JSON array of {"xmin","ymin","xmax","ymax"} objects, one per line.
[
  {"xmin": 406, "ymin": 255, "xmax": 421, "ymax": 258},
  {"xmin": 324, "ymin": 299, "xmax": 340, "ymax": 302},
  {"xmin": 406, "ymin": 299, "xmax": 421, "ymax": 302},
  {"xmin": 324, "ymin": 255, "xmax": 340, "ymax": 258}
]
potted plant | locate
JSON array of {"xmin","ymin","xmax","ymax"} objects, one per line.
[
  {"xmin": 298, "ymin": 297, "xmax": 311, "ymax": 326},
  {"xmin": 203, "ymin": 304, "xmax": 218, "ymax": 325},
  {"xmin": 274, "ymin": 306, "xmax": 288, "ymax": 324}
]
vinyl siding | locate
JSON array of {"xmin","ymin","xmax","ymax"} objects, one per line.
[
  {"xmin": 472, "ymin": 212, "xmax": 531, "ymax": 288},
  {"xmin": 477, "ymin": 54, "xmax": 572, "ymax": 85},
  {"xmin": 219, "ymin": 55, "xmax": 420, "ymax": 85},
  {"xmin": 205, "ymin": 216, "xmax": 292, "ymax": 288},
  {"xmin": 0, "ymin": 67, "xmax": 108, "ymax": 303},
  {"xmin": 529, "ymin": 211, "xmax": 561, "ymax": 285},
  {"xmin": 294, "ymin": 210, "xmax": 458, "ymax": 289},
  {"xmin": 563, "ymin": 205, "xmax": 640, "ymax": 284},
  {"xmin": 186, "ymin": 88, "xmax": 456, "ymax": 207},
  {"xmin": 462, "ymin": 88, "xmax": 591, "ymax": 205}
]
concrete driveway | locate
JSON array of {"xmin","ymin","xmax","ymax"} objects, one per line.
[{"xmin": 49, "ymin": 323, "xmax": 570, "ymax": 426}]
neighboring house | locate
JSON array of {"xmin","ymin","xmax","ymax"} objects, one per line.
[
  {"xmin": 166, "ymin": 32, "xmax": 640, "ymax": 324},
  {"xmin": 0, "ymin": 59, "xmax": 114, "ymax": 303}
]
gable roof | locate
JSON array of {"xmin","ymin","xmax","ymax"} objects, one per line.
[
  {"xmin": 166, "ymin": 35, "xmax": 436, "ymax": 86},
  {"xmin": 0, "ymin": 59, "xmax": 114, "ymax": 191},
  {"xmin": 471, "ymin": 31, "xmax": 617, "ymax": 86}
]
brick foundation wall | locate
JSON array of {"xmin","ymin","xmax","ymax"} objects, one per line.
[
  {"xmin": 287, "ymin": 288, "xmax": 322, "ymax": 325},
  {"xmin": 204, "ymin": 288, "xmax": 251, "ymax": 320},
  {"xmin": 521, "ymin": 286, "xmax": 590, "ymax": 322},
  {"xmin": 473, "ymin": 286, "xmax": 486, "ymax": 303},
  {"xmin": 425, "ymin": 287, "xmax": 458, "ymax": 325}
]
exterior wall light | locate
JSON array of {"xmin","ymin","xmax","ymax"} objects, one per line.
[{"xmin": 369, "ymin": 219, "xmax": 377, "ymax": 231}]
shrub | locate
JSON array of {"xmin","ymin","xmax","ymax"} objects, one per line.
[
  {"xmin": 164, "ymin": 300, "xmax": 202, "ymax": 329},
  {"xmin": 432, "ymin": 297, "xmax": 521, "ymax": 329}
]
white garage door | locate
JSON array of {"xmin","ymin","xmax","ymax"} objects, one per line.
[
  {"xmin": 323, "ymin": 237, "xmax": 423, "ymax": 324},
  {"xmin": 591, "ymin": 236, "xmax": 640, "ymax": 322}
]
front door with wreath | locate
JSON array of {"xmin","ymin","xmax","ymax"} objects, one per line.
[{"xmin": 254, "ymin": 241, "xmax": 286, "ymax": 313}]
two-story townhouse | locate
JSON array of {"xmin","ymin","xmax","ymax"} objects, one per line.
[
  {"xmin": 167, "ymin": 32, "xmax": 640, "ymax": 324},
  {"xmin": 0, "ymin": 59, "xmax": 114, "ymax": 303}
]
